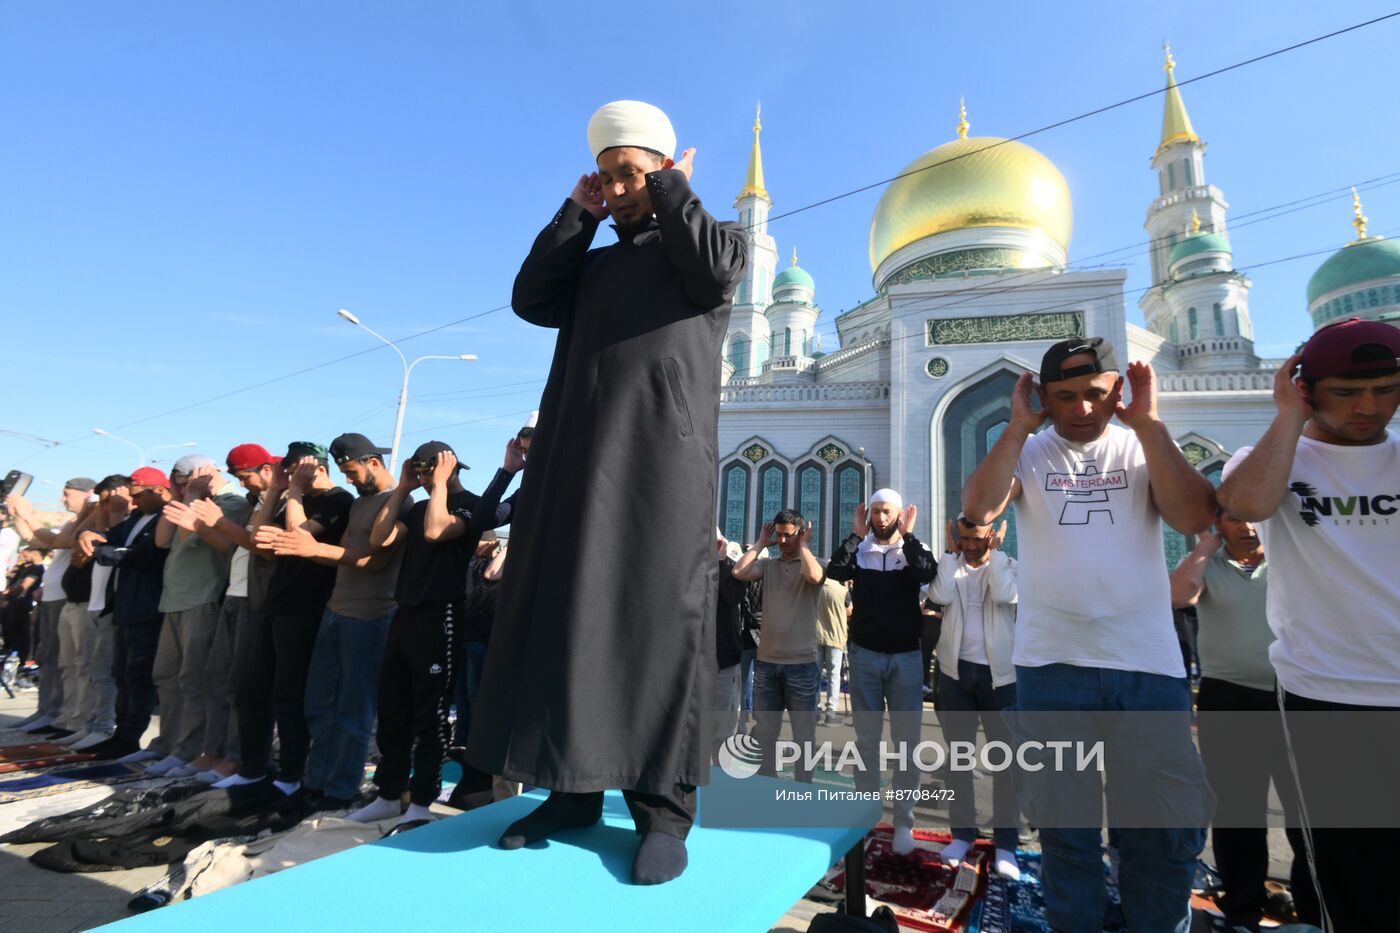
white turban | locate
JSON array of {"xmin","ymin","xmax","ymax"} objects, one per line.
[
  {"xmin": 587, "ymin": 100, "xmax": 676, "ymax": 162},
  {"xmin": 869, "ymin": 488, "xmax": 903, "ymax": 512}
]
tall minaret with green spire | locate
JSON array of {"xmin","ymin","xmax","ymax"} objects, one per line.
[
  {"xmin": 726, "ymin": 104, "xmax": 778, "ymax": 382},
  {"xmin": 1140, "ymin": 44, "xmax": 1245, "ymax": 365}
]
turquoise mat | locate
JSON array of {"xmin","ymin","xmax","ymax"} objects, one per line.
[{"xmin": 98, "ymin": 770, "xmax": 878, "ymax": 932}]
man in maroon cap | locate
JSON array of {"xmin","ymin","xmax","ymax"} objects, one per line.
[
  {"xmin": 1219, "ymin": 318, "xmax": 1400, "ymax": 931},
  {"xmin": 76, "ymin": 467, "xmax": 173, "ymax": 760}
]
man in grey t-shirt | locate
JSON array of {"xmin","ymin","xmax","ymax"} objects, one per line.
[
  {"xmin": 732, "ymin": 509, "xmax": 824, "ymax": 782},
  {"xmin": 1170, "ymin": 512, "xmax": 1319, "ymax": 929},
  {"xmin": 263, "ymin": 433, "xmax": 406, "ymax": 806}
]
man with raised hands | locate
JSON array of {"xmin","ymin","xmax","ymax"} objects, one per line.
[
  {"xmin": 466, "ymin": 99, "xmax": 746, "ymax": 886},
  {"xmin": 962, "ymin": 338, "xmax": 1217, "ymax": 932},
  {"xmin": 825, "ymin": 489, "xmax": 936, "ymax": 855}
]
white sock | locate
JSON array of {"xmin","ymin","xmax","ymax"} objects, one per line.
[
  {"xmin": 399, "ymin": 803, "xmax": 433, "ymax": 824},
  {"xmin": 891, "ymin": 825, "xmax": 916, "ymax": 855},
  {"xmin": 273, "ymin": 780, "xmax": 301, "ymax": 796},
  {"xmin": 22, "ymin": 715, "xmax": 56, "ymax": 732},
  {"xmin": 347, "ymin": 796, "xmax": 401, "ymax": 823},
  {"xmin": 940, "ymin": 838, "xmax": 971, "ymax": 866},
  {"xmin": 212, "ymin": 773, "xmax": 263, "ymax": 789},
  {"xmin": 144, "ymin": 755, "xmax": 186, "ymax": 776},
  {"xmin": 71, "ymin": 732, "xmax": 111, "ymax": 751},
  {"xmin": 117, "ymin": 748, "xmax": 162, "ymax": 765},
  {"xmin": 995, "ymin": 848, "xmax": 1021, "ymax": 881}
]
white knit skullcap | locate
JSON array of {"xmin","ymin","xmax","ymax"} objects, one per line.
[
  {"xmin": 587, "ymin": 100, "xmax": 676, "ymax": 161},
  {"xmin": 523, "ymin": 411, "xmax": 539, "ymax": 430},
  {"xmin": 869, "ymin": 488, "xmax": 903, "ymax": 512}
]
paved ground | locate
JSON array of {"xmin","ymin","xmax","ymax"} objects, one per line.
[{"xmin": 0, "ymin": 687, "xmax": 1299, "ymax": 932}]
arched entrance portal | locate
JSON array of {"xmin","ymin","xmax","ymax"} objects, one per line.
[{"xmin": 939, "ymin": 369, "xmax": 1021, "ymax": 558}]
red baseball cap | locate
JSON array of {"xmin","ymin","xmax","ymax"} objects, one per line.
[
  {"xmin": 226, "ymin": 443, "xmax": 274, "ymax": 472},
  {"xmin": 1300, "ymin": 318, "xmax": 1400, "ymax": 380},
  {"xmin": 129, "ymin": 466, "xmax": 170, "ymax": 490}
]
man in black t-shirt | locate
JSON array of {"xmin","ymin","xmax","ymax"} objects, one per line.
[
  {"xmin": 3, "ymin": 547, "xmax": 45, "ymax": 664},
  {"xmin": 219, "ymin": 442, "xmax": 353, "ymax": 795},
  {"xmin": 347, "ymin": 438, "xmax": 519, "ymax": 832}
]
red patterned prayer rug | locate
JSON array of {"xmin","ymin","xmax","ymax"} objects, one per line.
[
  {"xmin": 820, "ymin": 825, "xmax": 992, "ymax": 931},
  {"xmin": 0, "ymin": 743, "xmax": 70, "ymax": 763}
]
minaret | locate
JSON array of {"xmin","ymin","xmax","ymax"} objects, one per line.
[
  {"xmin": 726, "ymin": 104, "xmax": 778, "ymax": 381},
  {"xmin": 764, "ymin": 247, "xmax": 821, "ymax": 371},
  {"xmin": 1140, "ymin": 45, "xmax": 1234, "ymax": 346}
]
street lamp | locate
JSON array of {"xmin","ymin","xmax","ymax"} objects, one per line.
[
  {"xmin": 92, "ymin": 430, "xmax": 197, "ymax": 467},
  {"xmin": 337, "ymin": 309, "xmax": 477, "ymax": 471}
]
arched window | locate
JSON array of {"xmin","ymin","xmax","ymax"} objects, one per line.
[
  {"xmin": 784, "ymin": 328, "xmax": 792, "ymax": 356},
  {"xmin": 756, "ymin": 462, "xmax": 788, "ymax": 542},
  {"xmin": 1188, "ymin": 307, "xmax": 1198, "ymax": 340},
  {"xmin": 1167, "ymin": 163, "xmax": 1177, "ymax": 190},
  {"xmin": 1169, "ymin": 320, "xmax": 1179, "ymax": 344},
  {"xmin": 730, "ymin": 335, "xmax": 750, "ymax": 374},
  {"xmin": 1212, "ymin": 303, "xmax": 1224, "ymax": 336},
  {"xmin": 832, "ymin": 462, "xmax": 865, "ymax": 554},
  {"xmin": 719, "ymin": 461, "xmax": 750, "ymax": 546},
  {"xmin": 796, "ymin": 461, "xmax": 826, "ymax": 558},
  {"xmin": 1183, "ymin": 160, "xmax": 1194, "ymax": 186}
]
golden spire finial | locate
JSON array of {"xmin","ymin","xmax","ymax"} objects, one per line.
[
  {"xmin": 1164, "ymin": 42, "xmax": 1175, "ymax": 76},
  {"xmin": 791, "ymin": 246, "xmax": 798, "ymax": 268},
  {"xmin": 736, "ymin": 102, "xmax": 769, "ymax": 203},
  {"xmin": 1352, "ymin": 187, "xmax": 1369, "ymax": 241},
  {"xmin": 956, "ymin": 97, "xmax": 969, "ymax": 140},
  {"xmin": 1191, "ymin": 208, "xmax": 1201, "ymax": 235}
]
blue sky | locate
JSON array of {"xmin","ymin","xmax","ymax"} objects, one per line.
[{"xmin": 5, "ymin": 1, "xmax": 1398, "ymax": 508}]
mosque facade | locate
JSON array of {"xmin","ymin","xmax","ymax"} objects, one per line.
[{"xmin": 715, "ymin": 49, "xmax": 1400, "ymax": 565}]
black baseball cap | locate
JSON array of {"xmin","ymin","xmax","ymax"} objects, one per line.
[
  {"xmin": 329, "ymin": 433, "xmax": 392, "ymax": 465},
  {"xmin": 281, "ymin": 441, "xmax": 329, "ymax": 465},
  {"xmin": 409, "ymin": 440, "xmax": 468, "ymax": 471},
  {"xmin": 1040, "ymin": 337, "xmax": 1120, "ymax": 386}
]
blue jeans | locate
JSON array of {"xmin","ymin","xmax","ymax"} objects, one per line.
[
  {"xmin": 739, "ymin": 647, "xmax": 756, "ymax": 712},
  {"xmin": 847, "ymin": 644, "xmax": 924, "ymax": 828},
  {"xmin": 303, "ymin": 608, "xmax": 393, "ymax": 800},
  {"xmin": 751, "ymin": 659, "xmax": 818, "ymax": 782},
  {"xmin": 937, "ymin": 659, "xmax": 1019, "ymax": 851},
  {"xmin": 1011, "ymin": 663, "xmax": 1211, "ymax": 933},
  {"xmin": 452, "ymin": 639, "xmax": 489, "ymax": 746}
]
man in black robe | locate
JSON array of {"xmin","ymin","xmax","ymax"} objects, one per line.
[{"xmin": 466, "ymin": 100, "xmax": 747, "ymax": 885}]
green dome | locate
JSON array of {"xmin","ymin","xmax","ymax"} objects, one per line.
[
  {"xmin": 1307, "ymin": 237, "xmax": 1400, "ymax": 305},
  {"xmin": 774, "ymin": 265, "xmax": 815, "ymax": 291},
  {"xmin": 1169, "ymin": 231, "xmax": 1231, "ymax": 267}
]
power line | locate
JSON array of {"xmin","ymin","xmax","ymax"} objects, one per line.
[
  {"xmin": 761, "ymin": 11, "xmax": 1400, "ymax": 226},
  {"xmin": 10, "ymin": 12, "xmax": 1397, "ymax": 459}
]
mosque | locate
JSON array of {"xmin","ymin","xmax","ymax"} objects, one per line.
[{"xmin": 715, "ymin": 48, "xmax": 1400, "ymax": 564}]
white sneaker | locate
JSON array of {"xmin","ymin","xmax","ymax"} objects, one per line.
[
  {"xmin": 117, "ymin": 748, "xmax": 162, "ymax": 765},
  {"xmin": 143, "ymin": 755, "xmax": 187, "ymax": 776},
  {"xmin": 71, "ymin": 732, "xmax": 113, "ymax": 751}
]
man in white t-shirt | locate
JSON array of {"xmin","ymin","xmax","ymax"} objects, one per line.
[
  {"xmin": 1218, "ymin": 318, "xmax": 1400, "ymax": 933},
  {"xmin": 963, "ymin": 337, "xmax": 1218, "ymax": 933}
]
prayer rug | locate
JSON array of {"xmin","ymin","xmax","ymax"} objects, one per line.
[
  {"xmin": 819, "ymin": 825, "xmax": 987, "ymax": 931},
  {"xmin": 0, "ymin": 742, "xmax": 70, "ymax": 763},
  {"xmin": 0, "ymin": 752, "xmax": 92, "ymax": 773},
  {"xmin": 0, "ymin": 762, "xmax": 148, "ymax": 803},
  {"xmin": 968, "ymin": 851, "xmax": 1124, "ymax": 933}
]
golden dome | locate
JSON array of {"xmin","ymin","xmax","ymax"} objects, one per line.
[{"xmin": 869, "ymin": 135, "xmax": 1073, "ymax": 273}]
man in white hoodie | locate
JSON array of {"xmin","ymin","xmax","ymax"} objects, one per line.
[{"xmin": 927, "ymin": 515, "xmax": 1020, "ymax": 880}]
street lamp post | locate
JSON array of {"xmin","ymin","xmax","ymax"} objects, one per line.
[
  {"xmin": 92, "ymin": 429, "xmax": 197, "ymax": 468},
  {"xmin": 337, "ymin": 309, "xmax": 477, "ymax": 472}
]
